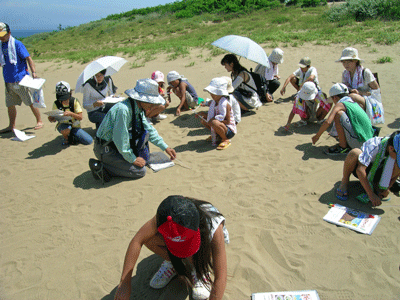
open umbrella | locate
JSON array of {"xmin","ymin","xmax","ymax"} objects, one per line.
[
  {"xmin": 75, "ymin": 56, "xmax": 128, "ymax": 92},
  {"xmin": 211, "ymin": 35, "xmax": 270, "ymax": 68}
]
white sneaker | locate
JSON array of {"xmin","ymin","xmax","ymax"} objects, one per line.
[
  {"xmin": 192, "ymin": 271, "xmax": 211, "ymax": 300},
  {"xmin": 155, "ymin": 114, "xmax": 167, "ymax": 120},
  {"xmin": 146, "ymin": 117, "xmax": 153, "ymax": 125},
  {"xmin": 149, "ymin": 260, "xmax": 177, "ymax": 289}
]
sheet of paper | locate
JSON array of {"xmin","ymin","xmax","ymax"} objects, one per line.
[
  {"xmin": 19, "ymin": 75, "xmax": 46, "ymax": 90},
  {"xmin": 102, "ymin": 96, "xmax": 126, "ymax": 104},
  {"xmin": 12, "ymin": 129, "xmax": 35, "ymax": 142},
  {"xmin": 252, "ymin": 290, "xmax": 320, "ymax": 300},
  {"xmin": 44, "ymin": 110, "xmax": 72, "ymax": 121}
]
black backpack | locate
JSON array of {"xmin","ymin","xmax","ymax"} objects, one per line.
[{"xmin": 243, "ymin": 69, "xmax": 268, "ymax": 103}]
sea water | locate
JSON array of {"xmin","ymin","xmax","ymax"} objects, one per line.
[{"xmin": 12, "ymin": 30, "xmax": 53, "ymax": 39}]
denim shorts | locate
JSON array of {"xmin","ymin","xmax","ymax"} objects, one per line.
[{"xmin": 226, "ymin": 127, "xmax": 235, "ymax": 139}]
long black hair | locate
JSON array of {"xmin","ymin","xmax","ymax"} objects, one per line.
[
  {"xmin": 221, "ymin": 54, "xmax": 248, "ymax": 77},
  {"xmin": 156, "ymin": 196, "xmax": 224, "ymax": 288}
]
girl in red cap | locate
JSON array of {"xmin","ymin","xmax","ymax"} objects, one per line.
[{"xmin": 114, "ymin": 195, "xmax": 229, "ymax": 300}]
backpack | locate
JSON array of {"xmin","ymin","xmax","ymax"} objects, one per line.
[{"xmin": 244, "ymin": 69, "xmax": 268, "ymax": 103}]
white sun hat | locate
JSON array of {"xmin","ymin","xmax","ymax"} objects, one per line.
[
  {"xmin": 220, "ymin": 76, "xmax": 234, "ymax": 93},
  {"xmin": 204, "ymin": 77, "xmax": 230, "ymax": 96},
  {"xmin": 167, "ymin": 71, "xmax": 186, "ymax": 85},
  {"xmin": 298, "ymin": 82, "xmax": 318, "ymax": 100},
  {"xmin": 125, "ymin": 78, "xmax": 166, "ymax": 105},
  {"xmin": 268, "ymin": 48, "xmax": 284, "ymax": 64},
  {"xmin": 336, "ymin": 47, "xmax": 364, "ymax": 62},
  {"xmin": 329, "ymin": 83, "xmax": 349, "ymax": 97}
]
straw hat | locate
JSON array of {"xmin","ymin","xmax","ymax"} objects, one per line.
[
  {"xmin": 268, "ymin": 48, "xmax": 284, "ymax": 64},
  {"xmin": 329, "ymin": 83, "xmax": 349, "ymax": 98},
  {"xmin": 204, "ymin": 77, "xmax": 230, "ymax": 97},
  {"xmin": 336, "ymin": 47, "xmax": 364, "ymax": 62},
  {"xmin": 125, "ymin": 78, "xmax": 166, "ymax": 105},
  {"xmin": 298, "ymin": 82, "xmax": 318, "ymax": 100},
  {"xmin": 151, "ymin": 71, "xmax": 164, "ymax": 83}
]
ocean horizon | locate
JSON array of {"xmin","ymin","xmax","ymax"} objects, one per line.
[{"xmin": 12, "ymin": 29, "xmax": 54, "ymax": 39}]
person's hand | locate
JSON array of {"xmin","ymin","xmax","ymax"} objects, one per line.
[
  {"xmin": 175, "ymin": 108, "xmax": 181, "ymax": 116},
  {"xmin": 275, "ymin": 75, "xmax": 281, "ymax": 80},
  {"xmin": 280, "ymin": 87, "xmax": 286, "ymax": 96},
  {"xmin": 266, "ymin": 93, "xmax": 273, "ymax": 102},
  {"xmin": 32, "ymin": 72, "xmax": 38, "ymax": 79},
  {"xmin": 114, "ymin": 282, "xmax": 131, "ymax": 300},
  {"xmin": 311, "ymin": 134, "xmax": 319, "ymax": 145},
  {"xmin": 378, "ymin": 189, "xmax": 390, "ymax": 199},
  {"xmin": 350, "ymin": 89, "xmax": 359, "ymax": 95},
  {"xmin": 165, "ymin": 147, "xmax": 176, "ymax": 160},
  {"xmin": 369, "ymin": 193, "xmax": 382, "ymax": 207},
  {"xmin": 93, "ymin": 100, "xmax": 104, "ymax": 108},
  {"xmin": 63, "ymin": 111, "xmax": 73, "ymax": 117},
  {"xmin": 133, "ymin": 157, "xmax": 146, "ymax": 168},
  {"xmin": 48, "ymin": 116, "xmax": 56, "ymax": 123}
]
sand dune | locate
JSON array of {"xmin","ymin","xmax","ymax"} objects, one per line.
[{"xmin": 1, "ymin": 43, "xmax": 400, "ymax": 300}]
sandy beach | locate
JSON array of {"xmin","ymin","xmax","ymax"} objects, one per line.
[{"xmin": 1, "ymin": 43, "xmax": 400, "ymax": 300}]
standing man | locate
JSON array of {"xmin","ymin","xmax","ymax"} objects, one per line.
[{"xmin": 0, "ymin": 22, "xmax": 43, "ymax": 133}]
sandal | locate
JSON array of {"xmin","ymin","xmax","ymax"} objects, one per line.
[
  {"xmin": 336, "ymin": 188, "xmax": 348, "ymax": 201},
  {"xmin": 216, "ymin": 140, "xmax": 231, "ymax": 150},
  {"xmin": 324, "ymin": 145, "xmax": 350, "ymax": 155},
  {"xmin": 89, "ymin": 158, "xmax": 112, "ymax": 184}
]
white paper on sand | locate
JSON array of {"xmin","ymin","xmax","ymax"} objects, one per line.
[
  {"xmin": 44, "ymin": 110, "xmax": 72, "ymax": 122},
  {"xmin": 147, "ymin": 152, "xmax": 175, "ymax": 172},
  {"xmin": 19, "ymin": 75, "xmax": 46, "ymax": 90},
  {"xmin": 251, "ymin": 289, "xmax": 320, "ymax": 300},
  {"xmin": 12, "ymin": 129, "xmax": 35, "ymax": 142},
  {"xmin": 323, "ymin": 204, "xmax": 381, "ymax": 235},
  {"xmin": 102, "ymin": 96, "xmax": 126, "ymax": 104}
]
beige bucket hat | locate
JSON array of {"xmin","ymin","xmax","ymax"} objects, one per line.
[{"xmin": 336, "ymin": 47, "xmax": 364, "ymax": 62}]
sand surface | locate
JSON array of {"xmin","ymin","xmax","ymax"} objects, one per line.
[{"xmin": 1, "ymin": 43, "xmax": 400, "ymax": 300}]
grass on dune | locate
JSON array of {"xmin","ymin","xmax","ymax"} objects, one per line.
[{"xmin": 23, "ymin": 5, "xmax": 400, "ymax": 64}]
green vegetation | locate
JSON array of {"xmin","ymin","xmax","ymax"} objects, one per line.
[
  {"xmin": 376, "ymin": 56, "xmax": 392, "ymax": 64},
  {"xmin": 21, "ymin": 0, "xmax": 400, "ymax": 63}
]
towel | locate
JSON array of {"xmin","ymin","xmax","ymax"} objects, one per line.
[{"xmin": 0, "ymin": 35, "xmax": 17, "ymax": 66}]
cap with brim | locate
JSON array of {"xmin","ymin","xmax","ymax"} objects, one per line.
[
  {"xmin": 56, "ymin": 81, "xmax": 71, "ymax": 101},
  {"xmin": 336, "ymin": 47, "xmax": 364, "ymax": 63},
  {"xmin": 329, "ymin": 83, "xmax": 349, "ymax": 98},
  {"xmin": 298, "ymin": 57, "xmax": 311, "ymax": 68},
  {"xmin": 0, "ymin": 22, "xmax": 9, "ymax": 37},
  {"xmin": 167, "ymin": 71, "xmax": 186, "ymax": 85},
  {"xmin": 158, "ymin": 215, "xmax": 201, "ymax": 258},
  {"xmin": 393, "ymin": 133, "xmax": 400, "ymax": 168},
  {"xmin": 298, "ymin": 82, "xmax": 318, "ymax": 101},
  {"xmin": 125, "ymin": 78, "xmax": 166, "ymax": 105},
  {"xmin": 204, "ymin": 77, "xmax": 230, "ymax": 97},
  {"xmin": 152, "ymin": 71, "xmax": 164, "ymax": 83}
]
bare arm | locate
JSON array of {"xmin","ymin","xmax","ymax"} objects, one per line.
[
  {"xmin": 63, "ymin": 111, "xmax": 83, "ymax": 121},
  {"xmin": 209, "ymin": 224, "xmax": 227, "ymax": 300},
  {"xmin": 355, "ymin": 164, "xmax": 382, "ymax": 206},
  {"xmin": 280, "ymin": 74, "xmax": 295, "ymax": 95},
  {"xmin": 114, "ymin": 216, "xmax": 158, "ymax": 300},
  {"xmin": 26, "ymin": 56, "xmax": 37, "ymax": 78},
  {"xmin": 312, "ymin": 103, "xmax": 344, "ymax": 144}
]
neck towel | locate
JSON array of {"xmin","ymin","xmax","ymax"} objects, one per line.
[{"xmin": 0, "ymin": 35, "xmax": 17, "ymax": 66}]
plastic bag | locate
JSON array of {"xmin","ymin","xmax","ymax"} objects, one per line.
[
  {"xmin": 30, "ymin": 88, "xmax": 46, "ymax": 108},
  {"xmin": 365, "ymin": 88, "xmax": 384, "ymax": 125}
]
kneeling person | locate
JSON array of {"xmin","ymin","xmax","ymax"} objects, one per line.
[
  {"xmin": 90, "ymin": 78, "xmax": 176, "ymax": 182},
  {"xmin": 48, "ymin": 81, "xmax": 93, "ymax": 146}
]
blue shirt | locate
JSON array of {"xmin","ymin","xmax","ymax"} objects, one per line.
[
  {"xmin": 1, "ymin": 38, "xmax": 30, "ymax": 83},
  {"xmin": 96, "ymin": 99, "xmax": 168, "ymax": 163}
]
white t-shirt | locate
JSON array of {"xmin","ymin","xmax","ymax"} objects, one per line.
[
  {"xmin": 201, "ymin": 204, "xmax": 229, "ymax": 244},
  {"xmin": 293, "ymin": 66, "xmax": 319, "ymax": 89},
  {"xmin": 358, "ymin": 136, "xmax": 384, "ymax": 167}
]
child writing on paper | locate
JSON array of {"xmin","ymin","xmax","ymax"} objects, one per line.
[
  {"xmin": 48, "ymin": 81, "xmax": 93, "ymax": 146},
  {"xmin": 199, "ymin": 77, "xmax": 237, "ymax": 150},
  {"xmin": 114, "ymin": 195, "xmax": 229, "ymax": 300}
]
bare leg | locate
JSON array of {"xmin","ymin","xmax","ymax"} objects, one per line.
[
  {"xmin": 289, "ymin": 77, "xmax": 300, "ymax": 92},
  {"xmin": 211, "ymin": 120, "xmax": 228, "ymax": 141},
  {"xmin": 316, "ymin": 106, "xmax": 329, "ymax": 121},
  {"xmin": 339, "ymin": 148, "xmax": 362, "ymax": 192},
  {"xmin": 334, "ymin": 111, "xmax": 348, "ymax": 148},
  {"xmin": 60, "ymin": 128, "xmax": 71, "ymax": 143},
  {"xmin": 144, "ymin": 234, "xmax": 170, "ymax": 261},
  {"xmin": 0, "ymin": 105, "xmax": 17, "ymax": 133},
  {"xmin": 348, "ymin": 93, "xmax": 366, "ymax": 111},
  {"xmin": 29, "ymin": 104, "xmax": 43, "ymax": 130}
]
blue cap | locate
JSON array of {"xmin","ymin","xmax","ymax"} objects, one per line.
[{"xmin": 393, "ymin": 133, "xmax": 400, "ymax": 168}]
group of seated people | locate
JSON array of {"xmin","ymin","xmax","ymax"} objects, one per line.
[{"xmin": 47, "ymin": 45, "xmax": 398, "ymax": 209}]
